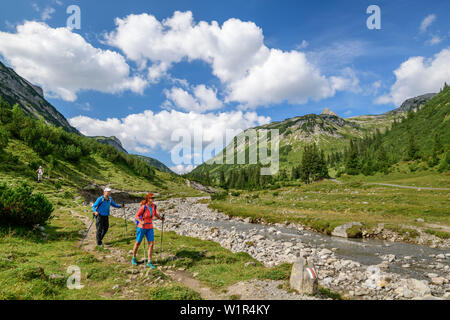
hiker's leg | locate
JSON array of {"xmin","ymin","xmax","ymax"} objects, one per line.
[
  {"xmin": 132, "ymin": 242, "xmax": 141, "ymax": 257},
  {"xmin": 147, "ymin": 229, "xmax": 155, "ymax": 261},
  {"xmin": 101, "ymin": 216, "xmax": 109, "ymax": 241},
  {"xmin": 133, "ymin": 228, "xmax": 144, "ymax": 257},
  {"xmin": 95, "ymin": 216, "xmax": 103, "ymax": 245},
  {"xmin": 148, "ymin": 241, "xmax": 154, "ymax": 261}
]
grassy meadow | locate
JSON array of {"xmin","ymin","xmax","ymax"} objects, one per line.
[{"xmin": 208, "ymin": 171, "xmax": 450, "ymax": 240}]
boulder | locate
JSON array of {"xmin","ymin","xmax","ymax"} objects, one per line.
[
  {"xmin": 430, "ymin": 277, "xmax": 447, "ymax": 285},
  {"xmin": 331, "ymin": 222, "xmax": 362, "ymax": 238},
  {"xmin": 289, "ymin": 257, "xmax": 318, "ymax": 295},
  {"xmin": 395, "ymin": 279, "xmax": 431, "ymax": 298},
  {"xmin": 364, "ymin": 265, "xmax": 382, "ymax": 289}
]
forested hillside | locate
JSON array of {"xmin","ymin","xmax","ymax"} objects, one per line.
[
  {"xmin": 336, "ymin": 85, "xmax": 450, "ymax": 176},
  {"xmin": 0, "ymin": 97, "xmax": 199, "ymax": 197}
]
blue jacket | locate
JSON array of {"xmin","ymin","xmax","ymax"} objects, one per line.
[{"xmin": 92, "ymin": 196, "xmax": 121, "ymax": 216}]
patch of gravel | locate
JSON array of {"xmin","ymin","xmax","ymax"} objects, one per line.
[{"xmin": 226, "ymin": 279, "xmax": 320, "ymax": 300}]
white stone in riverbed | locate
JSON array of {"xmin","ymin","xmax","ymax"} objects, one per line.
[
  {"xmin": 430, "ymin": 277, "xmax": 447, "ymax": 285},
  {"xmin": 395, "ymin": 279, "xmax": 431, "ymax": 298}
]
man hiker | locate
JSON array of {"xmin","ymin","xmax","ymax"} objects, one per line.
[
  {"xmin": 131, "ymin": 193, "xmax": 164, "ymax": 268},
  {"xmin": 36, "ymin": 166, "xmax": 44, "ymax": 183},
  {"xmin": 92, "ymin": 187, "xmax": 123, "ymax": 246}
]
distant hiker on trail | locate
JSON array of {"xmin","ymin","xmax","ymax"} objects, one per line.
[
  {"xmin": 131, "ymin": 193, "xmax": 164, "ymax": 268},
  {"xmin": 92, "ymin": 187, "xmax": 123, "ymax": 246},
  {"xmin": 36, "ymin": 166, "xmax": 44, "ymax": 183}
]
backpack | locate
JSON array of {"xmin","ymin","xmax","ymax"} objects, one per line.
[
  {"xmin": 92, "ymin": 196, "xmax": 110, "ymax": 217},
  {"xmin": 136, "ymin": 203, "xmax": 156, "ymax": 226}
]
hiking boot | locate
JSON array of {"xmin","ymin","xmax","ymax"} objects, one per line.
[
  {"xmin": 131, "ymin": 257, "xmax": 137, "ymax": 266},
  {"xmin": 146, "ymin": 261, "xmax": 155, "ymax": 269}
]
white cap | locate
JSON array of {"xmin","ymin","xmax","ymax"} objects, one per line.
[{"xmin": 104, "ymin": 187, "xmax": 112, "ymax": 192}]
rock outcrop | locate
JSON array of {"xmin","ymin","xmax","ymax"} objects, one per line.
[
  {"xmin": 321, "ymin": 108, "xmax": 339, "ymax": 117},
  {"xmin": 388, "ymin": 93, "xmax": 437, "ymax": 114},
  {"xmin": 0, "ymin": 60, "xmax": 79, "ymax": 133},
  {"xmin": 331, "ymin": 222, "xmax": 362, "ymax": 238}
]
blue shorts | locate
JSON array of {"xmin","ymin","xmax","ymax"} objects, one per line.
[{"xmin": 136, "ymin": 228, "xmax": 154, "ymax": 243}]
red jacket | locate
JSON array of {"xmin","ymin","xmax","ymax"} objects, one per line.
[{"xmin": 136, "ymin": 203, "xmax": 158, "ymax": 230}]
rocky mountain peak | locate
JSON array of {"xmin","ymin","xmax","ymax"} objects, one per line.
[
  {"xmin": 321, "ymin": 108, "xmax": 338, "ymax": 117},
  {"xmin": 0, "ymin": 60, "xmax": 78, "ymax": 133},
  {"xmin": 387, "ymin": 93, "xmax": 437, "ymax": 114}
]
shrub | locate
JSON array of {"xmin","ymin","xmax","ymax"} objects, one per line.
[
  {"xmin": 54, "ymin": 181, "xmax": 62, "ymax": 190},
  {"xmin": 18, "ymin": 266, "xmax": 47, "ymax": 281},
  {"xmin": 211, "ymin": 191, "xmax": 228, "ymax": 201},
  {"xmin": 35, "ymin": 138, "xmax": 54, "ymax": 157},
  {"xmin": 438, "ymin": 151, "xmax": 450, "ymax": 173},
  {"xmin": 346, "ymin": 225, "xmax": 363, "ymax": 238},
  {"xmin": 0, "ymin": 182, "xmax": 54, "ymax": 226},
  {"xmin": 0, "ymin": 126, "xmax": 8, "ymax": 149},
  {"xmin": 63, "ymin": 145, "xmax": 82, "ymax": 162},
  {"xmin": 29, "ymin": 160, "xmax": 42, "ymax": 171},
  {"xmin": 63, "ymin": 191, "xmax": 73, "ymax": 199}
]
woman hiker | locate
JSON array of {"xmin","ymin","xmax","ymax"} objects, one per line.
[
  {"xmin": 92, "ymin": 187, "xmax": 123, "ymax": 246},
  {"xmin": 131, "ymin": 193, "xmax": 164, "ymax": 268}
]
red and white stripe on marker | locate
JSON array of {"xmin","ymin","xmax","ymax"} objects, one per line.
[{"xmin": 306, "ymin": 267, "xmax": 317, "ymax": 279}]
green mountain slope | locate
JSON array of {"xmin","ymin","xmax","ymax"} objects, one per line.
[
  {"xmin": 190, "ymin": 109, "xmax": 384, "ymax": 179},
  {"xmin": 189, "ymin": 90, "xmax": 447, "ymax": 183},
  {"xmin": 0, "ymin": 98, "xmax": 202, "ymax": 199},
  {"xmin": 343, "ymin": 86, "xmax": 450, "ymax": 174},
  {"xmin": 380, "ymin": 88, "xmax": 449, "ymax": 157}
]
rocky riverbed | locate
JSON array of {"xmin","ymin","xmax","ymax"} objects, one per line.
[{"xmin": 111, "ymin": 197, "xmax": 450, "ymax": 300}]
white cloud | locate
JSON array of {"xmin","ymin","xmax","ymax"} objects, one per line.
[
  {"xmin": 106, "ymin": 11, "xmax": 355, "ymax": 108},
  {"xmin": 296, "ymin": 40, "xmax": 309, "ymax": 50},
  {"xmin": 376, "ymin": 48, "xmax": 450, "ymax": 106},
  {"xmin": 0, "ymin": 21, "xmax": 147, "ymax": 101},
  {"xmin": 69, "ymin": 109, "xmax": 271, "ymax": 158},
  {"xmin": 41, "ymin": 7, "xmax": 55, "ymax": 21},
  {"xmin": 330, "ymin": 67, "xmax": 361, "ymax": 93},
  {"xmin": 164, "ymin": 84, "xmax": 223, "ymax": 112},
  {"xmin": 366, "ymin": 80, "xmax": 382, "ymax": 96},
  {"xmin": 420, "ymin": 14, "xmax": 436, "ymax": 33},
  {"xmin": 171, "ymin": 164, "xmax": 196, "ymax": 174},
  {"xmin": 31, "ymin": 3, "xmax": 56, "ymax": 21},
  {"xmin": 426, "ymin": 35, "xmax": 442, "ymax": 46},
  {"xmin": 307, "ymin": 40, "xmax": 367, "ymax": 70}
]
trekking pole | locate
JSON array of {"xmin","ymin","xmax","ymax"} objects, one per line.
[
  {"xmin": 122, "ymin": 203, "xmax": 127, "ymax": 233},
  {"xmin": 143, "ymin": 234, "xmax": 146, "ymax": 264},
  {"xmin": 160, "ymin": 214, "xmax": 165, "ymax": 261},
  {"xmin": 79, "ymin": 216, "xmax": 96, "ymax": 248}
]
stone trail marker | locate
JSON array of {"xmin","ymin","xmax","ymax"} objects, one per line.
[{"xmin": 290, "ymin": 257, "xmax": 318, "ymax": 295}]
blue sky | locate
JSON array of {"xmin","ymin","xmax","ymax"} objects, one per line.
[{"xmin": 0, "ymin": 0, "xmax": 449, "ymax": 172}]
